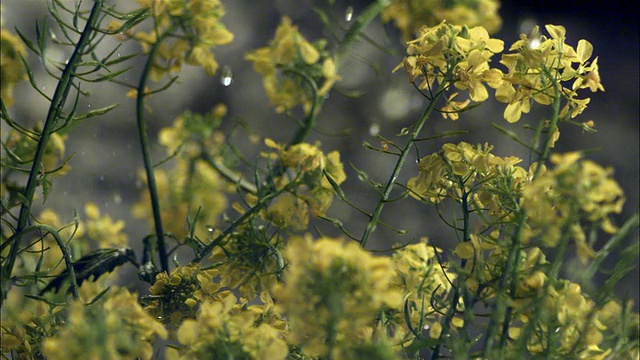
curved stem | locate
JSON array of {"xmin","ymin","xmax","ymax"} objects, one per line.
[
  {"xmin": 1, "ymin": 0, "xmax": 104, "ymax": 307},
  {"xmin": 360, "ymin": 82, "xmax": 446, "ymax": 247},
  {"xmin": 287, "ymin": 0, "xmax": 390, "ymax": 147},
  {"xmin": 135, "ymin": 28, "xmax": 175, "ymax": 274}
]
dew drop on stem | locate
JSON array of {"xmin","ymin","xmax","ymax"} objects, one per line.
[
  {"xmin": 220, "ymin": 66, "xmax": 233, "ymax": 86},
  {"xmin": 345, "ymin": 5, "xmax": 354, "ymax": 22}
]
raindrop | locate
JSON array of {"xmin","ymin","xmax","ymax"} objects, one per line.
[
  {"xmin": 117, "ymin": 53, "xmax": 121, "ymax": 58},
  {"xmin": 206, "ymin": 225, "xmax": 215, "ymax": 234},
  {"xmin": 99, "ymin": 175, "xmax": 104, "ymax": 181},
  {"xmin": 554, "ymin": 327, "xmax": 562, "ymax": 333},
  {"xmin": 113, "ymin": 193, "xmax": 122, "ymax": 204},
  {"xmin": 528, "ymin": 37, "xmax": 541, "ymax": 50},
  {"xmin": 369, "ymin": 123, "xmax": 380, "ymax": 136},
  {"xmin": 88, "ymin": 104, "xmax": 91, "ymax": 108},
  {"xmin": 104, "ymin": 202, "xmax": 109, "ymax": 208},
  {"xmin": 345, "ymin": 5, "xmax": 354, "ymax": 22},
  {"xmin": 422, "ymin": 324, "xmax": 430, "ymax": 330},
  {"xmin": 220, "ymin": 66, "xmax": 233, "ymax": 86},
  {"xmin": 41, "ymin": 85, "xmax": 46, "ymax": 91}
]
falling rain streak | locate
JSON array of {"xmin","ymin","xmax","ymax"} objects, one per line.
[{"xmin": 220, "ymin": 66, "xmax": 233, "ymax": 86}]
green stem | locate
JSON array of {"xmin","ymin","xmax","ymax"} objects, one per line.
[
  {"xmin": 288, "ymin": 0, "xmax": 390, "ymax": 147},
  {"xmin": 1, "ymin": 0, "xmax": 104, "ymax": 307},
  {"xmin": 33, "ymin": 224, "xmax": 79, "ymax": 299},
  {"xmin": 483, "ymin": 70, "xmax": 563, "ymax": 356},
  {"xmin": 360, "ymin": 83, "xmax": 446, "ymax": 247},
  {"xmin": 192, "ymin": 181, "xmax": 296, "ymax": 263},
  {"xmin": 135, "ymin": 28, "xmax": 176, "ymax": 274}
]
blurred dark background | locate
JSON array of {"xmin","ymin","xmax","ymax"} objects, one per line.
[{"xmin": 2, "ymin": 1, "xmax": 638, "ymax": 306}]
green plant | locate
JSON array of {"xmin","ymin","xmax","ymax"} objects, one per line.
[{"xmin": 1, "ymin": 1, "xmax": 638, "ymax": 359}]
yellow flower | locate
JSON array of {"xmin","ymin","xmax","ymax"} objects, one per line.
[
  {"xmin": 171, "ymin": 294, "xmax": 288, "ymax": 359},
  {"xmin": 135, "ymin": 0, "xmax": 233, "ymax": 80},
  {"xmin": 273, "ymin": 236, "xmax": 402, "ymax": 358},
  {"xmin": 497, "ymin": 25, "xmax": 603, "ymax": 123},
  {"xmin": 381, "ymin": 0, "xmax": 502, "ymax": 41},
  {"xmin": 84, "ymin": 202, "xmax": 128, "ymax": 248},
  {"xmin": 42, "ymin": 287, "xmax": 167, "ymax": 360},
  {"xmin": 1, "ymin": 28, "xmax": 27, "ymax": 107},
  {"xmin": 397, "ymin": 21, "xmax": 503, "ymax": 106},
  {"xmin": 246, "ymin": 16, "xmax": 339, "ymax": 114}
]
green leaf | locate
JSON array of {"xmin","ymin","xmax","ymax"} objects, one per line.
[{"xmin": 40, "ymin": 174, "xmax": 52, "ymax": 204}]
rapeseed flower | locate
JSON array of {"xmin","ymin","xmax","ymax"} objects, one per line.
[
  {"xmin": 42, "ymin": 287, "xmax": 167, "ymax": 360},
  {"xmin": 273, "ymin": 236, "xmax": 402, "ymax": 358}
]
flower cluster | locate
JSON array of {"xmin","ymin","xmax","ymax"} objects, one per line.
[
  {"xmin": 0, "ymin": 299, "xmax": 63, "ymax": 358},
  {"xmin": 522, "ymin": 152, "xmax": 625, "ymax": 262},
  {"xmin": 381, "ymin": 0, "xmax": 502, "ymax": 41},
  {"xmin": 1, "ymin": 27, "xmax": 27, "ymax": 107},
  {"xmin": 135, "ymin": 0, "xmax": 233, "ymax": 81},
  {"xmin": 245, "ymin": 16, "xmax": 339, "ymax": 114},
  {"xmin": 84, "ymin": 202, "xmax": 129, "ymax": 248},
  {"xmin": 41, "ymin": 287, "xmax": 167, "ymax": 360},
  {"xmin": 272, "ymin": 236, "xmax": 402, "ymax": 358},
  {"xmin": 261, "ymin": 139, "xmax": 346, "ymax": 230},
  {"xmin": 167, "ymin": 293, "xmax": 288, "ymax": 359},
  {"xmin": 496, "ymin": 25, "xmax": 604, "ymax": 123},
  {"xmin": 508, "ymin": 280, "xmax": 638, "ymax": 359},
  {"xmin": 398, "ymin": 21, "xmax": 504, "ymax": 108},
  {"xmin": 407, "ymin": 142, "xmax": 534, "ymax": 215},
  {"xmin": 145, "ymin": 264, "xmax": 222, "ymax": 327},
  {"xmin": 388, "ymin": 240, "xmax": 457, "ymax": 343}
]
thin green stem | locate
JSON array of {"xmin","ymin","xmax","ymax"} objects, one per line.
[
  {"xmin": 360, "ymin": 82, "xmax": 446, "ymax": 247},
  {"xmin": 287, "ymin": 0, "xmax": 389, "ymax": 147},
  {"xmin": 192, "ymin": 181, "xmax": 296, "ymax": 263},
  {"xmin": 482, "ymin": 69, "xmax": 563, "ymax": 357},
  {"xmin": 1, "ymin": 0, "xmax": 103, "ymax": 307},
  {"xmin": 135, "ymin": 28, "xmax": 175, "ymax": 274},
  {"xmin": 33, "ymin": 224, "xmax": 79, "ymax": 299}
]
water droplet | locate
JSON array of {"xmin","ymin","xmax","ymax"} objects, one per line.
[
  {"xmin": 117, "ymin": 53, "xmax": 121, "ymax": 58},
  {"xmin": 104, "ymin": 202, "xmax": 109, "ymax": 208},
  {"xmin": 345, "ymin": 5, "xmax": 354, "ymax": 22},
  {"xmin": 113, "ymin": 193, "xmax": 122, "ymax": 204},
  {"xmin": 555, "ymin": 327, "xmax": 562, "ymax": 333},
  {"xmin": 41, "ymin": 85, "xmax": 46, "ymax": 91},
  {"xmin": 220, "ymin": 66, "xmax": 233, "ymax": 86},
  {"xmin": 99, "ymin": 176, "xmax": 104, "ymax": 181},
  {"xmin": 423, "ymin": 324, "xmax": 430, "ymax": 330},
  {"xmin": 528, "ymin": 37, "xmax": 541, "ymax": 50},
  {"xmin": 369, "ymin": 123, "xmax": 380, "ymax": 136},
  {"xmin": 88, "ymin": 104, "xmax": 91, "ymax": 108},
  {"xmin": 206, "ymin": 225, "xmax": 214, "ymax": 233}
]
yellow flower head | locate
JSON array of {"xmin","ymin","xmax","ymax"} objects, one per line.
[
  {"xmin": 497, "ymin": 25, "xmax": 603, "ymax": 123},
  {"xmin": 381, "ymin": 0, "xmax": 502, "ymax": 42},
  {"xmin": 169, "ymin": 294, "xmax": 288, "ymax": 360},
  {"xmin": 246, "ymin": 16, "xmax": 339, "ymax": 114},
  {"xmin": 273, "ymin": 235, "xmax": 402, "ymax": 358},
  {"xmin": 397, "ymin": 21, "xmax": 503, "ymax": 104},
  {"xmin": 522, "ymin": 153, "xmax": 625, "ymax": 260},
  {"xmin": 1, "ymin": 28, "xmax": 27, "ymax": 107},
  {"xmin": 135, "ymin": 0, "xmax": 233, "ymax": 80},
  {"xmin": 42, "ymin": 287, "xmax": 167, "ymax": 360},
  {"xmin": 146, "ymin": 264, "xmax": 221, "ymax": 327},
  {"xmin": 261, "ymin": 139, "xmax": 347, "ymax": 229}
]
